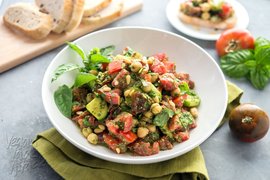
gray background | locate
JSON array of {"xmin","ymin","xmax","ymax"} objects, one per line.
[{"xmin": 1, "ymin": 0, "xmax": 270, "ymax": 179}]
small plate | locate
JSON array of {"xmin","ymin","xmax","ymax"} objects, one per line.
[{"xmin": 166, "ymin": 0, "xmax": 249, "ymax": 40}]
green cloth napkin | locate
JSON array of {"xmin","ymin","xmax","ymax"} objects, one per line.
[{"xmin": 32, "ymin": 81, "xmax": 243, "ymax": 180}]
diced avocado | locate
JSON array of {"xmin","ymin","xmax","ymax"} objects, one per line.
[
  {"xmin": 86, "ymin": 97, "xmax": 108, "ymax": 120},
  {"xmin": 159, "ymin": 124, "xmax": 173, "ymax": 139},
  {"xmin": 148, "ymin": 84, "xmax": 162, "ymax": 101},
  {"xmin": 184, "ymin": 94, "xmax": 200, "ymax": 107},
  {"xmin": 179, "ymin": 111, "xmax": 194, "ymax": 130}
]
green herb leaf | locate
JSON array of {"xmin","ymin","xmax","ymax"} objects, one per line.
[
  {"xmin": 67, "ymin": 42, "xmax": 87, "ymax": 61},
  {"xmin": 123, "ymin": 47, "xmax": 134, "ymax": 57},
  {"xmin": 153, "ymin": 108, "xmax": 174, "ymax": 127},
  {"xmin": 221, "ymin": 50, "xmax": 254, "ymax": 78},
  {"xmin": 54, "ymin": 85, "xmax": 73, "ymax": 118},
  {"xmin": 255, "ymin": 45, "xmax": 270, "ymax": 65},
  {"xmin": 179, "ymin": 112, "xmax": 194, "ymax": 130},
  {"xmin": 179, "ymin": 81, "xmax": 190, "ymax": 93},
  {"xmin": 255, "ymin": 37, "xmax": 270, "ymax": 50},
  {"xmin": 90, "ymin": 54, "xmax": 111, "ymax": 63},
  {"xmin": 100, "ymin": 45, "xmax": 115, "ymax": 56},
  {"xmin": 51, "ymin": 63, "xmax": 80, "ymax": 82},
  {"xmin": 249, "ymin": 66, "xmax": 270, "ymax": 90},
  {"xmin": 74, "ymin": 73, "xmax": 96, "ymax": 87}
]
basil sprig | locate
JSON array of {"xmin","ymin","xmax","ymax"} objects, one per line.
[{"xmin": 221, "ymin": 37, "xmax": 270, "ymax": 90}]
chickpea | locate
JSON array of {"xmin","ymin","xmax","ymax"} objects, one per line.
[
  {"xmin": 201, "ymin": 12, "xmax": 210, "ymax": 20},
  {"xmin": 126, "ymin": 75, "xmax": 131, "ymax": 85},
  {"xmin": 150, "ymin": 73, "xmax": 159, "ymax": 83},
  {"xmin": 147, "ymin": 56, "xmax": 155, "ymax": 65},
  {"xmin": 124, "ymin": 89, "xmax": 131, "ymax": 97},
  {"xmin": 147, "ymin": 125, "xmax": 156, "ymax": 133},
  {"xmin": 190, "ymin": 107, "xmax": 198, "ymax": 118},
  {"xmin": 200, "ymin": 3, "xmax": 211, "ymax": 12},
  {"xmin": 87, "ymin": 133, "xmax": 98, "ymax": 144},
  {"xmin": 153, "ymin": 96, "xmax": 160, "ymax": 103},
  {"xmin": 137, "ymin": 127, "xmax": 149, "ymax": 138},
  {"xmin": 82, "ymin": 127, "xmax": 92, "ymax": 137},
  {"xmin": 130, "ymin": 61, "xmax": 142, "ymax": 72},
  {"xmin": 144, "ymin": 111, "xmax": 154, "ymax": 119},
  {"xmin": 142, "ymin": 82, "xmax": 152, "ymax": 93},
  {"xmin": 94, "ymin": 128, "xmax": 104, "ymax": 134},
  {"xmin": 89, "ymin": 70, "xmax": 98, "ymax": 75},
  {"xmin": 151, "ymin": 103, "xmax": 162, "ymax": 115},
  {"xmin": 102, "ymin": 86, "xmax": 111, "ymax": 92},
  {"xmin": 171, "ymin": 88, "xmax": 181, "ymax": 97}
]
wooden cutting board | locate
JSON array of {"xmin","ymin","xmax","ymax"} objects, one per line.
[{"xmin": 0, "ymin": 0, "xmax": 143, "ymax": 73}]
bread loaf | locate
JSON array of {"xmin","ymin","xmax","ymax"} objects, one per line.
[
  {"xmin": 82, "ymin": 0, "xmax": 123, "ymax": 25},
  {"xmin": 35, "ymin": 0, "xmax": 73, "ymax": 33},
  {"xmin": 3, "ymin": 3, "xmax": 53, "ymax": 40},
  {"xmin": 65, "ymin": 0, "xmax": 85, "ymax": 32},
  {"xmin": 83, "ymin": 0, "xmax": 112, "ymax": 17}
]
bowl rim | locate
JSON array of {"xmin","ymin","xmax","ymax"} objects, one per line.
[{"xmin": 42, "ymin": 26, "xmax": 228, "ymax": 164}]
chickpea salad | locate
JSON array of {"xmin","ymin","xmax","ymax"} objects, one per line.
[{"xmin": 52, "ymin": 43, "xmax": 200, "ymax": 156}]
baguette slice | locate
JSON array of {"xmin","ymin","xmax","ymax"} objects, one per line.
[
  {"xmin": 82, "ymin": 0, "xmax": 123, "ymax": 25},
  {"xmin": 179, "ymin": 12, "xmax": 237, "ymax": 30},
  {"xmin": 3, "ymin": 3, "xmax": 53, "ymax": 40},
  {"xmin": 35, "ymin": 0, "xmax": 73, "ymax": 33},
  {"xmin": 65, "ymin": 0, "xmax": 85, "ymax": 32},
  {"xmin": 83, "ymin": 0, "xmax": 112, "ymax": 17}
]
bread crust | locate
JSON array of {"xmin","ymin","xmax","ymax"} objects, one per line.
[
  {"xmin": 3, "ymin": 3, "xmax": 53, "ymax": 40},
  {"xmin": 35, "ymin": 0, "xmax": 73, "ymax": 33},
  {"xmin": 65, "ymin": 0, "xmax": 85, "ymax": 32},
  {"xmin": 82, "ymin": 0, "xmax": 122, "ymax": 25},
  {"xmin": 178, "ymin": 12, "xmax": 237, "ymax": 30},
  {"xmin": 83, "ymin": 0, "xmax": 112, "ymax": 17}
]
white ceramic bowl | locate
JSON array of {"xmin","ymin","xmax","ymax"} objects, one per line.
[{"xmin": 42, "ymin": 27, "xmax": 228, "ymax": 164}]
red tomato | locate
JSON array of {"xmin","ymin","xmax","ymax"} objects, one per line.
[
  {"xmin": 116, "ymin": 112, "xmax": 133, "ymax": 133},
  {"xmin": 108, "ymin": 60, "xmax": 123, "ymax": 74},
  {"xmin": 220, "ymin": 3, "xmax": 233, "ymax": 19},
  {"xmin": 163, "ymin": 61, "xmax": 175, "ymax": 73},
  {"xmin": 159, "ymin": 73, "xmax": 179, "ymax": 91},
  {"xmin": 150, "ymin": 59, "xmax": 167, "ymax": 75},
  {"xmin": 168, "ymin": 115, "xmax": 182, "ymax": 131},
  {"xmin": 229, "ymin": 104, "xmax": 269, "ymax": 143},
  {"xmin": 173, "ymin": 131, "xmax": 190, "ymax": 142},
  {"xmin": 153, "ymin": 53, "xmax": 167, "ymax": 62},
  {"xmin": 103, "ymin": 133, "xmax": 126, "ymax": 153},
  {"xmin": 216, "ymin": 28, "xmax": 255, "ymax": 56},
  {"xmin": 104, "ymin": 91, "xmax": 121, "ymax": 105},
  {"xmin": 118, "ymin": 131, "xmax": 137, "ymax": 144}
]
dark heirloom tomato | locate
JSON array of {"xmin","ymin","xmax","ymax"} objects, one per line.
[
  {"xmin": 229, "ymin": 104, "xmax": 269, "ymax": 142},
  {"xmin": 216, "ymin": 29, "xmax": 255, "ymax": 56}
]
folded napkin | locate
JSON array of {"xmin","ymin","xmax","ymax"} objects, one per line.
[{"xmin": 32, "ymin": 81, "xmax": 243, "ymax": 180}]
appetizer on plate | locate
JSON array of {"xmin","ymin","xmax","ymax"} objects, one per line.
[{"xmin": 179, "ymin": 0, "xmax": 237, "ymax": 29}]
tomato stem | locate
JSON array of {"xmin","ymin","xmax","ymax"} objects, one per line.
[
  {"xmin": 225, "ymin": 40, "xmax": 239, "ymax": 53},
  {"xmin": 242, "ymin": 116, "xmax": 253, "ymax": 123}
]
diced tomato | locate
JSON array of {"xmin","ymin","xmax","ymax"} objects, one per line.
[
  {"xmin": 111, "ymin": 69, "xmax": 130, "ymax": 89},
  {"xmin": 163, "ymin": 61, "xmax": 175, "ymax": 73},
  {"xmin": 131, "ymin": 141, "xmax": 159, "ymax": 156},
  {"xmin": 72, "ymin": 104, "xmax": 85, "ymax": 112},
  {"xmin": 168, "ymin": 115, "xmax": 182, "ymax": 131},
  {"xmin": 118, "ymin": 131, "xmax": 137, "ymax": 144},
  {"xmin": 174, "ymin": 131, "xmax": 190, "ymax": 143},
  {"xmin": 220, "ymin": 3, "xmax": 233, "ymax": 19},
  {"xmin": 173, "ymin": 94, "xmax": 187, "ymax": 108},
  {"xmin": 106, "ymin": 120, "xmax": 119, "ymax": 135},
  {"xmin": 141, "ymin": 73, "xmax": 152, "ymax": 82},
  {"xmin": 153, "ymin": 53, "xmax": 167, "ymax": 62},
  {"xmin": 103, "ymin": 133, "xmax": 126, "ymax": 153},
  {"xmin": 150, "ymin": 59, "xmax": 167, "ymax": 75},
  {"xmin": 108, "ymin": 60, "xmax": 123, "ymax": 75},
  {"xmin": 189, "ymin": 122, "xmax": 197, "ymax": 129},
  {"xmin": 104, "ymin": 91, "xmax": 121, "ymax": 105},
  {"xmin": 101, "ymin": 63, "xmax": 108, "ymax": 71},
  {"xmin": 119, "ymin": 113, "xmax": 133, "ymax": 133},
  {"xmin": 159, "ymin": 73, "xmax": 179, "ymax": 91}
]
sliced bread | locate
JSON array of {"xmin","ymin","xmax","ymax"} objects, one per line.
[
  {"xmin": 35, "ymin": 0, "xmax": 73, "ymax": 33},
  {"xmin": 82, "ymin": 0, "xmax": 123, "ymax": 25},
  {"xmin": 3, "ymin": 3, "xmax": 53, "ymax": 40},
  {"xmin": 83, "ymin": 0, "xmax": 112, "ymax": 17},
  {"xmin": 65, "ymin": 0, "xmax": 85, "ymax": 32}
]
